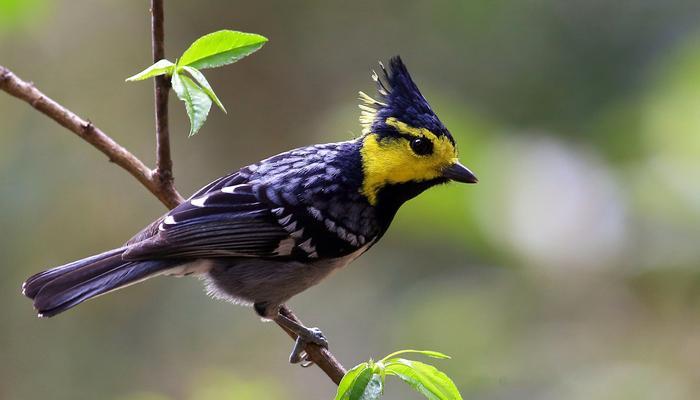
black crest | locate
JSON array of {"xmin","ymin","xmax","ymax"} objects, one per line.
[{"xmin": 359, "ymin": 56, "xmax": 452, "ymax": 142}]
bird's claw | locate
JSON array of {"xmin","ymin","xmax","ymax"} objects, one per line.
[
  {"xmin": 289, "ymin": 345, "xmax": 314, "ymax": 367},
  {"xmin": 288, "ymin": 327, "xmax": 328, "ymax": 365},
  {"xmin": 300, "ymin": 358, "xmax": 314, "ymax": 368},
  {"xmin": 303, "ymin": 327, "xmax": 329, "ymax": 348}
]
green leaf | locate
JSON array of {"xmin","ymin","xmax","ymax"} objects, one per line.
[
  {"xmin": 360, "ymin": 374, "xmax": 383, "ymax": 400},
  {"xmin": 374, "ymin": 361, "xmax": 386, "ymax": 384},
  {"xmin": 385, "ymin": 359, "xmax": 462, "ymax": 400},
  {"xmin": 178, "ymin": 30, "xmax": 268, "ymax": 70},
  {"xmin": 348, "ymin": 367, "xmax": 374, "ymax": 400},
  {"xmin": 171, "ymin": 70, "xmax": 212, "ymax": 136},
  {"xmin": 381, "ymin": 350, "xmax": 451, "ymax": 362},
  {"xmin": 335, "ymin": 363, "xmax": 369, "ymax": 400},
  {"xmin": 125, "ymin": 59, "xmax": 175, "ymax": 81},
  {"xmin": 182, "ymin": 66, "xmax": 226, "ymax": 113}
]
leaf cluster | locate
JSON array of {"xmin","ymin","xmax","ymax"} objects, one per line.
[
  {"xmin": 335, "ymin": 350, "xmax": 463, "ymax": 400},
  {"xmin": 126, "ymin": 30, "xmax": 267, "ymax": 136}
]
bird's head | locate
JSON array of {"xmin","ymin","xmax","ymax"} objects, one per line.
[{"xmin": 358, "ymin": 56, "xmax": 477, "ymax": 206}]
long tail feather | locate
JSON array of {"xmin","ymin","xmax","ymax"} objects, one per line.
[
  {"xmin": 23, "ymin": 247, "xmax": 126, "ymax": 299},
  {"xmin": 22, "ymin": 248, "xmax": 176, "ymax": 317}
]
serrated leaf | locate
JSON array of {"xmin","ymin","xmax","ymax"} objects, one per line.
[
  {"xmin": 178, "ymin": 30, "xmax": 267, "ymax": 70},
  {"xmin": 381, "ymin": 350, "xmax": 451, "ymax": 362},
  {"xmin": 348, "ymin": 367, "xmax": 374, "ymax": 400},
  {"xmin": 385, "ymin": 359, "xmax": 462, "ymax": 400},
  {"xmin": 182, "ymin": 66, "xmax": 226, "ymax": 113},
  {"xmin": 171, "ymin": 70, "xmax": 212, "ymax": 136},
  {"xmin": 335, "ymin": 363, "xmax": 369, "ymax": 400},
  {"xmin": 125, "ymin": 59, "xmax": 175, "ymax": 81}
]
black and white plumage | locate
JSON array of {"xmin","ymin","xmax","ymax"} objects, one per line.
[
  {"xmin": 25, "ymin": 140, "xmax": 379, "ymax": 318},
  {"xmin": 22, "ymin": 57, "xmax": 478, "ymax": 363}
]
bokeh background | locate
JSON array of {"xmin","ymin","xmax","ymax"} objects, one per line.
[{"xmin": 2, "ymin": 0, "xmax": 700, "ymax": 399}]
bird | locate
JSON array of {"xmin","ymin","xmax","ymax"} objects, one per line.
[{"xmin": 22, "ymin": 56, "xmax": 477, "ymax": 364}]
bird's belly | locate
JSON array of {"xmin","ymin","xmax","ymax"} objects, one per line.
[{"xmin": 203, "ymin": 246, "xmax": 368, "ymax": 307}]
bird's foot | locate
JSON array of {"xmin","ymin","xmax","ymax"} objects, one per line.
[
  {"xmin": 273, "ymin": 311, "xmax": 329, "ymax": 365},
  {"xmin": 296, "ymin": 326, "xmax": 329, "ymax": 348},
  {"xmin": 288, "ymin": 326, "xmax": 328, "ymax": 365}
]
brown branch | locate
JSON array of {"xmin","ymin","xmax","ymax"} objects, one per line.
[
  {"xmin": 1, "ymin": 3, "xmax": 348, "ymax": 385},
  {"xmin": 150, "ymin": 0, "xmax": 178, "ymax": 204},
  {"xmin": 0, "ymin": 65, "xmax": 181, "ymax": 208}
]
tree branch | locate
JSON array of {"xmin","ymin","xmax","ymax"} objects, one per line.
[
  {"xmin": 150, "ymin": 0, "xmax": 178, "ymax": 203},
  {"xmin": 1, "ymin": 3, "xmax": 348, "ymax": 386},
  {"xmin": 0, "ymin": 65, "xmax": 181, "ymax": 208}
]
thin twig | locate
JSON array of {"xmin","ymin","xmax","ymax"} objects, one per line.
[
  {"xmin": 0, "ymin": 65, "xmax": 181, "ymax": 208},
  {"xmin": 150, "ymin": 0, "xmax": 176, "ymax": 201}
]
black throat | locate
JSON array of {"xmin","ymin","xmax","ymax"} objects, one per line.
[{"xmin": 372, "ymin": 178, "xmax": 447, "ymax": 231}]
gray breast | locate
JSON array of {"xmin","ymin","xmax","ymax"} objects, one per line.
[{"xmin": 202, "ymin": 244, "xmax": 370, "ymax": 309}]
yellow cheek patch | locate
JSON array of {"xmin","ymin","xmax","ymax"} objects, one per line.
[{"xmin": 359, "ymin": 118, "xmax": 457, "ymax": 205}]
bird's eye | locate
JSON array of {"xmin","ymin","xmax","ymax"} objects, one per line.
[{"xmin": 410, "ymin": 137, "xmax": 433, "ymax": 156}]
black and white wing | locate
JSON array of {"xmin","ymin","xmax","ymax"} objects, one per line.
[
  {"xmin": 124, "ymin": 140, "xmax": 379, "ymax": 262},
  {"xmin": 123, "ymin": 170, "xmax": 292, "ymax": 260}
]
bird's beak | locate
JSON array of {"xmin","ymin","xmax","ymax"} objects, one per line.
[{"xmin": 442, "ymin": 160, "xmax": 478, "ymax": 183}]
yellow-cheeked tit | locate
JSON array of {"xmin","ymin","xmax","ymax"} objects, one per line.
[{"xmin": 22, "ymin": 56, "xmax": 477, "ymax": 364}]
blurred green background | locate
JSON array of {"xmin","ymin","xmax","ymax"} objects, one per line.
[{"xmin": 2, "ymin": 0, "xmax": 700, "ymax": 399}]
